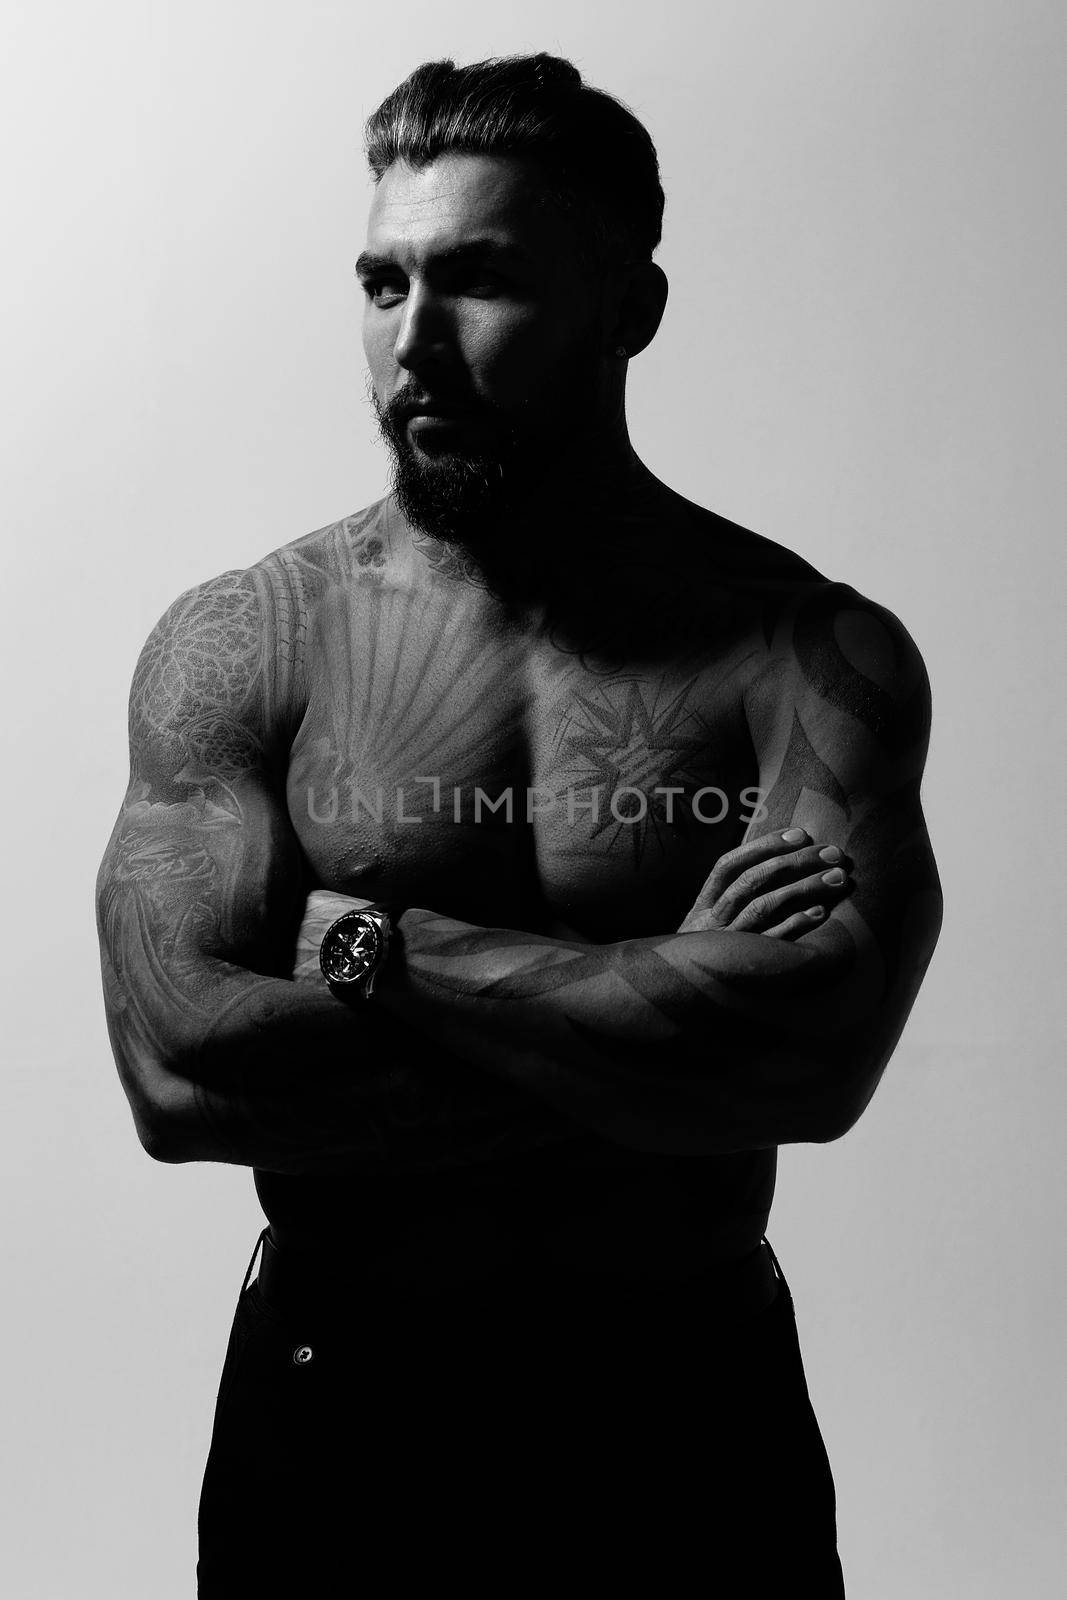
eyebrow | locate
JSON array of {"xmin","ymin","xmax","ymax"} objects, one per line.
[{"xmin": 354, "ymin": 238, "xmax": 535, "ymax": 279}]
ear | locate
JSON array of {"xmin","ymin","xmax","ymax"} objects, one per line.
[{"xmin": 608, "ymin": 262, "xmax": 669, "ymax": 360}]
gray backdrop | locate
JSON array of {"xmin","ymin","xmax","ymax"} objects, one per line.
[{"xmin": 3, "ymin": 1, "xmax": 1064, "ymax": 1594}]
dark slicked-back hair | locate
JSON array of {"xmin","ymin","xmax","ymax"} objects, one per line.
[{"xmin": 364, "ymin": 53, "xmax": 664, "ymax": 271}]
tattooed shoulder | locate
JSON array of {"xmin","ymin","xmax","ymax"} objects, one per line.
[
  {"xmin": 128, "ymin": 502, "xmax": 396, "ymax": 798},
  {"xmin": 263, "ymin": 498, "xmax": 395, "ymax": 584},
  {"xmin": 800, "ymin": 583, "xmax": 930, "ymax": 752},
  {"xmin": 130, "ymin": 569, "xmax": 271, "ymax": 794},
  {"xmin": 750, "ymin": 580, "xmax": 932, "ymax": 777}
]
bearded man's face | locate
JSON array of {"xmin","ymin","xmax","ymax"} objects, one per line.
[{"xmin": 357, "ymin": 152, "xmax": 611, "ymax": 543}]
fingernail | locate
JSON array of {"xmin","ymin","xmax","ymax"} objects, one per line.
[
  {"xmin": 822, "ymin": 868, "xmax": 846, "ymax": 885},
  {"xmin": 782, "ymin": 828, "xmax": 807, "ymax": 843},
  {"xmin": 818, "ymin": 846, "xmax": 842, "ymax": 864},
  {"xmin": 805, "ymin": 905, "xmax": 825, "ymax": 919}
]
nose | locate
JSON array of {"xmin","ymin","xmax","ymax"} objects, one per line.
[{"xmin": 392, "ymin": 281, "xmax": 451, "ymax": 376}]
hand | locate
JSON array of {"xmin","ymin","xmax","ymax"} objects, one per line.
[
  {"xmin": 292, "ymin": 888, "xmax": 379, "ymax": 982},
  {"xmin": 677, "ymin": 829, "xmax": 852, "ymax": 939}
]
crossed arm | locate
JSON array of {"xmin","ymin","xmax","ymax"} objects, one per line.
[
  {"xmin": 306, "ymin": 588, "xmax": 942, "ymax": 1153},
  {"xmin": 96, "ymin": 571, "xmax": 942, "ymax": 1171}
]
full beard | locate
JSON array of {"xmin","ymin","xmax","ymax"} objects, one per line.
[{"xmin": 372, "ymin": 332, "xmax": 604, "ymax": 555}]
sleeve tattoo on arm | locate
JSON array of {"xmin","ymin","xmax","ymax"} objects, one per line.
[{"xmin": 97, "ymin": 564, "xmax": 587, "ymax": 1172}]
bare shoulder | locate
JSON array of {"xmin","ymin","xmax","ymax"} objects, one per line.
[
  {"xmin": 743, "ymin": 571, "xmax": 934, "ymax": 799},
  {"xmin": 130, "ymin": 566, "xmax": 273, "ymax": 789},
  {"xmin": 131, "ymin": 498, "xmax": 394, "ymax": 779},
  {"xmin": 256, "ymin": 496, "xmax": 394, "ymax": 582},
  {"xmin": 672, "ymin": 491, "xmax": 928, "ymax": 661},
  {"xmin": 673, "ymin": 495, "xmax": 829, "ymax": 591},
  {"xmin": 667, "ymin": 494, "xmax": 933, "ymax": 768},
  {"xmin": 770, "ymin": 579, "xmax": 931, "ymax": 746}
]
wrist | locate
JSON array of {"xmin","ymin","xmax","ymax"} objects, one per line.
[
  {"xmin": 293, "ymin": 888, "xmax": 386, "ymax": 985},
  {"xmin": 318, "ymin": 905, "xmax": 394, "ymax": 1001}
]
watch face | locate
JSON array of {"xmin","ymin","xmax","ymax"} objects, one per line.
[{"xmin": 321, "ymin": 915, "xmax": 383, "ymax": 986}]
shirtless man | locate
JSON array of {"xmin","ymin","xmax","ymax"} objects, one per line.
[{"xmin": 96, "ymin": 54, "xmax": 942, "ymax": 1595}]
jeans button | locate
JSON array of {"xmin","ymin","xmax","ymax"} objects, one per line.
[{"xmin": 293, "ymin": 1345, "xmax": 314, "ymax": 1366}]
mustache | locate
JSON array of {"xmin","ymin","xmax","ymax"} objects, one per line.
[{"xmin": 377, "ymin": 385, "xmax": 498, "ymax": 428}]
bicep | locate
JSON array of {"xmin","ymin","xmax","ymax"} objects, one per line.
[
  {"xmin": 747, "ymin": 588, "xmax": 943, "ymax": 1035},
  {"xmin": 97, "ymin": 770, "xmax": 305, "ymax": 976},
  {"xmin": 96, "ymin": 571, "xmax": 307, "ymax": 1064}
]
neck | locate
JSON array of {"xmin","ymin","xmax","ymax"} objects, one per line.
[{"xmin": 406, "ymin": 424, "xmax": 672, "ymax": 599}]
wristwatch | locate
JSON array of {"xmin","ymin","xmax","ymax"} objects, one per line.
[{"xmin": 318, "ymin": 907, "xmax": 392, "ymax": 1000}]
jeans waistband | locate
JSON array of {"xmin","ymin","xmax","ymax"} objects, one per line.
[{"xmin": 244, "ymin": 1226, "xmax": 787, "ymax": 1321}]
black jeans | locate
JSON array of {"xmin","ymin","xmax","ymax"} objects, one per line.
[{"xmin": 198, "ymin": 1237, "xmax": 845, "ymax": 1595}]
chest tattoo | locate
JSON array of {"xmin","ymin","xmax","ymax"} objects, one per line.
[{"xmin": 546, "ymin": 677, "xmax": 715, "ymax": 864}]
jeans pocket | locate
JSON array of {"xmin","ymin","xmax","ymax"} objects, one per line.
[{"xmin": 244, "ymin": 1276, "xmax": 288, "ymax": 1327}]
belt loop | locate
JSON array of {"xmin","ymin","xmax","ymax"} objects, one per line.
[
  {"xmin": 761, "ymin": 1236, "xmax": 794, "ymax": 1309},
  {"xmin": 240, "ymin": 1227, "xmax": 270, "ymax": 1298}
]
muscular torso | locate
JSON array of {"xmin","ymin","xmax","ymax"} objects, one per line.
[{"xmin": 255, "ymin": 495, "xmax": 820, "ymax": 1281}]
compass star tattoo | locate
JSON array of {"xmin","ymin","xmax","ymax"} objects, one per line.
[{"xmin": 547, "ymin": 677, "xmax": 713, "ymax": 864}]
